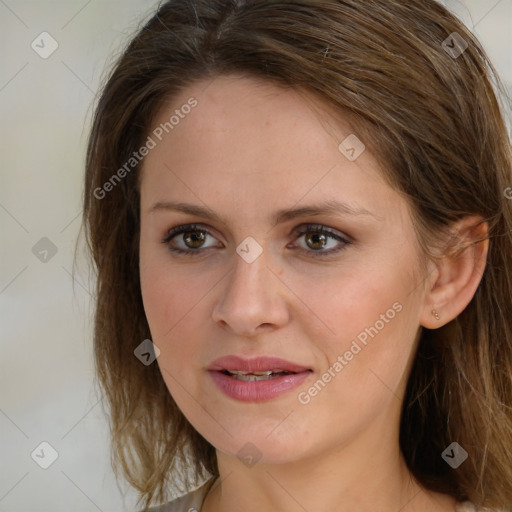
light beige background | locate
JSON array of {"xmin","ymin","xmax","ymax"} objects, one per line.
[{"xmin": 1, "ymin": 1, "xmax": 511, "ymax": 511}]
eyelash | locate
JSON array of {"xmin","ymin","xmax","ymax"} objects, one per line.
[{"xmin": 161, "ymin": 223, "xmax": 352, "ymax": 258}]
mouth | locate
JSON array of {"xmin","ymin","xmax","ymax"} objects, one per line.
[{"xmin": 207, "ymin": 355, "xmax": 313, "ymax": 402}]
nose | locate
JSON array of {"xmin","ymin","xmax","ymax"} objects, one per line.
[{"xmin": 211, "ymin": 246, "xmax": 289, "ymax": 337}]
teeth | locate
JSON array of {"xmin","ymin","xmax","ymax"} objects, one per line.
[
  {"xmin": 226, "ymin": 369, "xmax": 290, "ymax": 381},
  {"xmin": 231, "ymin": 370, "xmax": 274, "ymax": 376},
  {"xmin": 232, "ymin": 373, "xmax": 280, "ymax": 382}
]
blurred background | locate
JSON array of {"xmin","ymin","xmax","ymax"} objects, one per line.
[{"xmin": 0, "ymin": 1, "xmax": 511, "ymax": 511}]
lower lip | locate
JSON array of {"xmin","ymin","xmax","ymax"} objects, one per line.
[{"xmin": 208, "ymin": 370, "xmax": 312, "ymax": 402}]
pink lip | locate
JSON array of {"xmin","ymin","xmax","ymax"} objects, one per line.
[
  {"xmin": 208, "ymin": 355, "xmax": 311, "ymax": 373},
  {"xmin": 207, "ymin": 355, "xmax": 313, "ymax": 402}
]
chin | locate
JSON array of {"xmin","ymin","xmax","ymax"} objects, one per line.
[{"xmin": 206, "ymin": 422, "xmax": 314, "ymax": 465}]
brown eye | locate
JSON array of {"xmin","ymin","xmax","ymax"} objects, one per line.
[
  {"xmin": 293, "ymin": 224, "xmax": 351, "ymax": 257},
  {"xmin": 183, "ymin": 230, "xmax": 206, "ymax": 249},
  {"xmin": 304, "ymin": 232, "xmax": 328, "ymax": 251},
  {"xmin": 163, "ymin": 224, "xmax": 219, "ymax": 255}
]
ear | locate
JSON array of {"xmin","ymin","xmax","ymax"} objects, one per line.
[{"xmin": 420, "ymin": 216, "xmax": 489, "ymax": 329}]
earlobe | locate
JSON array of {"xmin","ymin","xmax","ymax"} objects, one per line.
[{"xmin": 419, "ymin": 217, "xmax": 489, "ymax": 329}]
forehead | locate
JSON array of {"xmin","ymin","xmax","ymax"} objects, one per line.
[
  {"xmin": 139, "ymin": 74, "xmax": 407, "ymax": 228},
  {"xmin": 146, "ymin": 74, "xmax": 346, "ymax": 163}
]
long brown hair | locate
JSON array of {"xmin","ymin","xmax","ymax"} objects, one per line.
[{"xmin": 81, "ymin": 1, "xmax": 512, "ymax": 509}]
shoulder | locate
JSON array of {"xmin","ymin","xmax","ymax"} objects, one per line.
[
  {"xmin": 455, "ymin": 502, "xmax": 508, "ymax": 512},
  {"xmin": 144, "ymin": 478, "xmax": 216, "ymax": 512}
]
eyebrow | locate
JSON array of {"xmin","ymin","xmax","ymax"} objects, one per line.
[{"xmin": 148, "ymin": 199, "xmax": 382, "ymax": 225}]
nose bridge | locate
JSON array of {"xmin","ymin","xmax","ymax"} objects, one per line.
[
  {"xmin": 212, "ymin": 238, "xmax": 285, "ymax": 333},
  {"xmin": 228, "ymin": 241, "xmax": 272, "ymax": 301}
]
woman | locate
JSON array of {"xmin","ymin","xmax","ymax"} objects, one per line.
[{"xmin": 81, "ymin": 1, "xmax": 512, "ymax": 511}]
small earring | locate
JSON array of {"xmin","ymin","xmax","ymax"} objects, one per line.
[{"xmin": 432, "ymin": 308, "xmax": 440, "ymax": 320}]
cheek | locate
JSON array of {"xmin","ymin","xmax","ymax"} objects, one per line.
[
  {"xmin": 139, "ymin": 237, "xmax": 204, "ymax": 340},
  {"xmin": 295, "ymin": 252, "xmax": 421, "ymax": 392},
  {"xmin": 139, "ymin": 249, "xmax": 204, "ymax": 399},
  {"xmin": 292, "ymin": 260, "xmax": 411, "ymax": 343}
]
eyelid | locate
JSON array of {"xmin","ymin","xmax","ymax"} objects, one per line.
[{"xmin": 293, "ymin": 223, "xmax": 351, "ymax": 242}]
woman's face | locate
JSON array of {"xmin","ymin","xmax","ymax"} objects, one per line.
[{"xmin": 139, "ymin": 75, "xmax": 431, "ymax": 465}]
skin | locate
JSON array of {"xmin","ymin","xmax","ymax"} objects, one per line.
[{"xmin": 138, "ymin": 75, "xmax": 489, "ymax": 512}]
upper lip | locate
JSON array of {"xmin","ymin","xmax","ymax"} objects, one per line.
[{"xmin": 208, "ymin": 355, "xmax": 311, "ymax": 373}]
